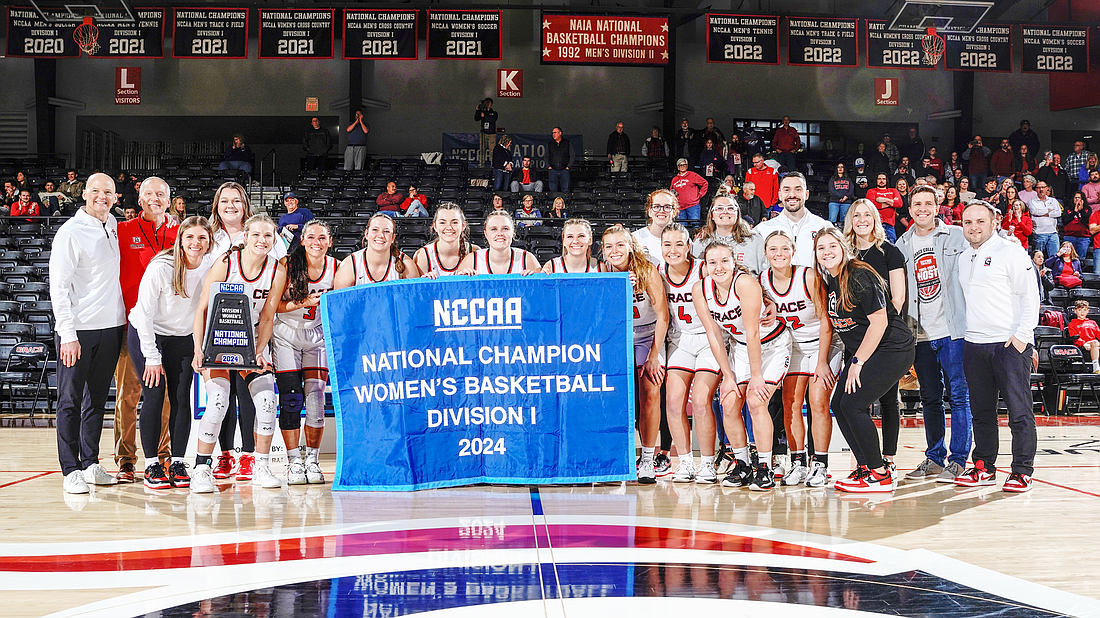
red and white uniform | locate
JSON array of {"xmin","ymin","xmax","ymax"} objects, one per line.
[
  {"xmin": 632, "ymin": 286, "xmax": 659, "ymax": 368},
  {"xmin": 660, "ymin": 258, "xmax": 717, "ymax": 373},
  {"xmin": 273, "ymin": 255, "xmax": 336, "ymax": 372},
  {"xmin": 545, "ymin": 256, "xmax": 602, "ymax": 273},
  {"xmin": 423, "ymin": 242, "xmax": 470, "ymax": 277},
  {"xmin": 702, "ymin": 273, "xmax": 791, "ymax": 385},
  {"xmin": 225, "ymin": 251, "xmax": 279, "ymax": 328},
  {"xmin": 471, "ymin": 248, "xmax": 529, "ymax": 275},
  {"xmin": 760, "ymin": 266, "xmax": 842, "ymax": 376},
  {"xmin": 351, "ymin": 249, "xmax": 401, "ymax": 285}
]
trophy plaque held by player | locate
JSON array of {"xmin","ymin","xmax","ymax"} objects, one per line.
[{"xmin": 201, "ymin": 282, "xmax": 260, "ymax": 369}]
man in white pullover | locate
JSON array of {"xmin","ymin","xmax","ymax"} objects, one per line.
[
  {"xmin": 754, "ymin": 172, "xmax": 829, "ymax": 268},
  {"xmin": 957, "ymin": 201, "xmax": 1040, "ymax": 493},
  {"xmin": 50, "ymin": 173, "xmax": 126, "ymax": 494}
]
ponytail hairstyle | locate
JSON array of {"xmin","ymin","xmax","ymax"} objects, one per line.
[
  {"xmin": 601, "ymin": 224, "xmax": 654, "ymax": 294},
  {"xmin": 812, "ymin": 225, "xmax": 884, "ymax": 313},
  {"xmin": 661, "ymin": 222, "xmax": 693, "ymax": 265},
  {"xmin": 166, "ymin": 216, "xmax": 214, "ymax": 298},
  {"xmin": 285, "ymin": 219, "xmax": 333, "ymax": 304},
  {"xmin": 209, "ymin": 181, "xmax": 253, "ymax": 234},
  {"xmin": 430, "ymin": 202, "xmax": 472, "ymax": 263},
  {"xmin": 560, "ymin": 217, "xmax": 594, "ymax": 259},
  {"xmin": 484, "ymin": 210, "xmax": 517, "ymax": 243}
]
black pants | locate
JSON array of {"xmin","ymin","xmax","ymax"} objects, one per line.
[
  {"xmin": 127, "ymin": 323, "xmax": 195, "ymax": 460},
  {"xmin": 55, "ymin": 326, "xmax": 124, "ymax": 475},
  {"xmin": 963, "ymin": 341, "xmax": 1037, "ymax": 475},
  {"xmin": 218, "ymin": 373, "xmax": 257, "ymax": 452},
  {"xmin": 832, "ymin": 346, "xmax": 915, "ymax": 468},
  {"xmin": 878, "ymin": 383, "xmax": 901, "ymax": 457}
]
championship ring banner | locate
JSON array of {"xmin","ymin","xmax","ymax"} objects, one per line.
[
  {"xmin": 202, "ymin": 282, "xmax": 260, "ymax": 370},
  {"xmin": 322, "ymin": 274, "xmax": 635, "ymax": 491}
]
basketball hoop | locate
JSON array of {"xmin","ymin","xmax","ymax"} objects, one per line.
[
  {"xmin": 921, "ymin": 26, "xmax": 945, "ymax": 66},
  {"xmin": 73, "ymin": 16, "xmax": 100, "ymax": 55}
]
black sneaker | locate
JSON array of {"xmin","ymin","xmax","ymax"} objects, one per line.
[
  {"xmin": 144, "ymin": 463, "xmax": 170, "ymax": 490},
  {"xmin": 721, "ymin": 460, "xmax": 753, "ymax": 487},
  {"xmin": 168, "ymin": 461, "xmax": 191, "ymax": 488},
  {"xmin": 749, "ymin": 464, "xmax": 775, "ymax": 491},
  {"xmin": 654, "ymin": 452, "xmax": 673, "ymax": 476}
]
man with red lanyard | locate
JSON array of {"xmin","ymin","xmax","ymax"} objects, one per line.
[
  {"xmin": 866, "ymin": 172, "xmax": 903, "ymax": 242},
  {"xmin": 114, "ymin": 177, "xmax": 178, "ymax": 482}
]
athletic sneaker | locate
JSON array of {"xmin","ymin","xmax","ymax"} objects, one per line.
[
  {"xmin": 835, "ymin": 467, "xmax": 893, "ymax": 493},
  {"xmin": 935, "ymin": 461, "xmax": 965, "ymax": 483},
  {"xmin": 190, "ymin": 464, "xmax": 216, "ymax": 494},
  {"xmin": 953, "ymin": 460, "xmax": 996, "ymax": 487},
  {"xmin": 672, "ymin": 459, "xmax": 697, "ymax": 483},
  {"xmin": 236, "ymin": 454, "xmax": 255, "ymax": 482},
  {"xmin": 287, "ymin": 461, "xmax": 308, "ymax": 485},
  {"xmin": 1002, "ymin": 472, "xmax": 1033, "ymax": 493},
  {"xmin": 721, "ymin": 460, "xmax": 754, "ymax": 487},
  {"xmin": 772, "ymin": 454, "xmax": 789, "ymax": 479},
  {"xmin": 212, "ymin": 453, "xmax": 235, "ymax": 480},
  {"xmin": 115, "ymin": 462, "xmax": 136, "ymax": 483},
  {"xmin": 695, "ymin": 460, "xmax": 718, "ymax": 484},
  {"xmin": 805, "ymin": 461, "xmax": 829, "ymax": 488},
  {"xmin": 782, "ymin": 460, "xmax": 809, "ymax": 486},
  {"xmin": 305, "ymin": 461, "xmax": 325, "ymax": 484},
  {"xmin": 905, "ymin": 458, "xmax": 945, "ymax": 480},
  {"xmin": 63, "ymin": 469, "xmax": 90, "ymax": 494},
  {"xmin": 167, "ymin": 461, "xmax": 190, "ymax": 488},
  {"xmin": 834, "ymin": 466, "xmax": 870, "ymax": 491},
  {"xmin": 884, "ymin": 460, "xmax": 898, "ymax": 484},
  {"xmin": 83, "ymin": 463, "xmax": 117, "ymax": 486},
  {"xmin": 654, "ymin": 453, "xmax": 673, "ymax": 476},
  {"xmin": 749, "ymin": 464, "xmax": 775, "ymax": 491},
  {"xmin": 637, "ymin": 457, "xmax": 657, "ymax": 484},
  {"xmin": 144, "ymin": 463, "xmax": 171, "ymax": 490},
  {"xmin": 253, "ymin": 462, "xmax": 282, "ymax": 489}
]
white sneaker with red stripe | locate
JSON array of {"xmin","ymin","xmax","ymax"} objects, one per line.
[
  {"xmin": 834, "ymin": 467, "xmax": 894, "ymax": 493},
  {"xmin": 1002, "ymin": 472, "xmax": 1033, "ymax": 493},
  {"xmin": 953, "ymin": 460, "xmax": 996, "ymax": 487}
]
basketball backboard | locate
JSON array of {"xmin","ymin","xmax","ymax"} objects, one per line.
[
  {"xmin": 29, "ymin": 0, "xmax": 136, "ymax": 24},
  {"xmin": 887, "ymin": 0, "xmax": 993, "ymax": 33}
]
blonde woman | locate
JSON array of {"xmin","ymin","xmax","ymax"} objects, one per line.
[
  {"xmin": 457, "ymin": 211, "xmax": 540, "ymax": 275},
  {"xmin": 414, "ymin": 203, "xmax": 478, "ymax": 278},
  {"xmin": 543, "ymin": 218, "xmax": 602, "ymax": 273}
]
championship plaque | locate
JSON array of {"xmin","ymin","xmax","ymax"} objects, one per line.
[{"xmin": 202, "ymin": 282, "xmax": 260, "ymax": 370}]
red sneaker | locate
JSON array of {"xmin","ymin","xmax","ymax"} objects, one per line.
[
  {"xmin": 953, "ymin": 460, "xmax": 996, "ymax": 487},
  {"xmin": 835, "ymin": 468, "xmax": 894, "ymax": 493},
  {"xmin": 1002, "ymin": 472, "xmax": 1033, "ymax": 493},
  {"xmin": 236, "ymin": 454, "xmax": 255, "ymax": 481},
  {"xmin": 212, "ymin": 452, "xmax": 235, "ymax": 480},
  {"xmin": 833, "ymin": 466, "xmax": 869, "ymax": 490}
]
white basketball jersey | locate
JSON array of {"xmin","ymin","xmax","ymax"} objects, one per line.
[
  {"xmin": 660, "ymin": 258, "xmax": 706, "ymax": 335},
  {"xmin": 277, "ymin": 255, "xmax": 337, "ymax": 331},
  {"xmin": 472, "ymin": 248, "xmax": 527, "ymax": 275},
  {"xmin": 633, "ymin": 287, "xmax": 657, "ymax": 334},
  {"xmin": 352, "ymin": 249, "xmax": 401, "ymax": 285},
  {"xmin": 760, "ymin": 266, "xmax": 821, "ymax": 346},
  {"xmin": 703, "ymin": 273, "xmax": 785, "ymax": 346},
  {"xmin": 423, "ymin": 242, "xmax": 469, "ymax": 277},
  {"xmin": 225, "ymin": 251, "xmax": 278, "ymax": 327},
  {"xmin": 546, "ymin": 256, "xmax": 602, "ymax": 273}
]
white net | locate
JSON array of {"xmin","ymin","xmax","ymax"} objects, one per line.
[
  {"xmin": 74, "ymin": 20, "xmax": 100, "ymax": 55},
  {"xmin": 921, "ymin": 30, "xmax": 945, "ymax": 66}
]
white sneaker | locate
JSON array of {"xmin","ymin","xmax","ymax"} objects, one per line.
[
  {"xmin": 190, "ymin": 464, "xmax": 216, "ymax": 494},
  {"xmin": 83, "ymin": 463, "xmax": 117, "ymax": 486},
  {"xmin": 253, "ymin": 462, "xmax": 282, "ymax": 489},
  {"xmin": 672, "ymin": 459, "xmax": 696, "ymax": 483},
  {"xmin": 305, "ymin": 461, "xmax": 325, "ymax": 484},
  {"xmin": 805, "ymin": 461, "xmax": 829, "ymax": 488},
  {"xmin": 783, "ymin": 460, "xmax": 809, "ymax": 486},
  {"xmin": 63, "ymin": 469, "xmax": 90, "ymax": 494},
  {"xmin": 695, "ymin": 460, "xmax": 718, "ymax": 484},
  {"xmin": 286, "ymin": 461, "xmax": 308, "ymax": 485},
  {"xmin": 772, "ymin": 455, "xmax": 790, "ymax": 479},
  {"xmin": 637, "ymin": 457, "xmax": 656, "ymax": 484}
]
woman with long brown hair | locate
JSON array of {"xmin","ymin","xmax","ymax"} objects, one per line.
[
  {"xmin": 414, "ymin": 202, "xmax": 478, "ymax": 278},
  {"xmin": 334, "ymin": 213, "xmax": 420, "ymax": 287},
  {"xmin": 691, "ymin": 193, "xmax": 764, "ymax": 273}
]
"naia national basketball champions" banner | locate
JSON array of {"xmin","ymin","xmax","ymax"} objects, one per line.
[{"xmin": 322, "ymin": 274, "xmax": 635, "ymax": 491}]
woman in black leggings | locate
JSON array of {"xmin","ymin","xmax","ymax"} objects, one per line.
[{"xmin": 814, "ymin": 227, "xmax": 915, "ymax": 494}]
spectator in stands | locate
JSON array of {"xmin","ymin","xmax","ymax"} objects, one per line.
[
  {"xmin": 772, "ymin": 116, "xmax": 800, "ymax": 172},
  {"xmin": 123, "ymin": 206, "xmax": 138, "ymax": 220},
  {"xmin": 698, "ymin": 138, "xmax": 723, "ymax": 186},
  {"xmin": 114, "ymin": 176, "xmax": 178, "ymax": 483},
  {"xmin": 754, "ymin": 172, "xmax": 828, "ymax": 267},
  {"xmin": 510, "ymin": 156, "xmax": 544, "ymax": 194},
  {"xmin": 375, "ymin": 181, "xmax": 403, "ymax": 216},
  {"xmin": 745, "ymin": 153, "xmax": 779, "ymax": 210},
  {"xmin": 866, "ymin": 142, "xmax": 892, "ymax": 183},
  {"xmin": 735, "ymin": 181, "xmax": 766, "ymax": 226},
  {"xmin": 866, "ymin": 173, "xmax": 902, "ymax": 242},
  {"xmin": 1080, "ymin": 169, "xmax": 1100, "ymax": 211},
  {"xmin": 675, "ymin": 118, "xmax": 701, "ymax": 166},
  {"xmin": 168, "ymin": 196, "xmax": 186, "ymax": 223},
  {"xmin": 1068, "ymin": 300, "xmax": 1100, "ymax": 373},
  {"xmin": 400, "ymin": 185, "xmax": 430, "ymax": 218},
  {"xmin": 642, "ymin": 126, "xmax": 668, "ymax": 164},
  {"xmin": 701, "ymin": 118, "xmax": 725, "ymax": 150},
  {"xmin": 1062, "ymin": 191, "xmax": 1091, "ymax": 258},
  {"xmin": 989, "ymin": 138, "xmax": 1014, "ymax": 182},
  {"xmin": 277, "ymin": 192, "xmax": 314, "ymax": 249},
  {"xmin": 486, "ymin": 193, "xmax": 508, "ymax": 217},
  {"xmin": 958, "ymin": 176, "xmax": 975, "ymax": 203},
  {"xmin": 726, "ymin": 133, "xmax": 746, "ymax": 179},
  {"xmin": 1018, "ymin": 174, "xmax": 1038, "ymax": 205},
  {"xmin": 302, "ymin": 117, "xmax": 331, "ymax": 171},
  {"xmin": 10, "ymin": 189, "xmax": 41, "ymax": 218},
  {"xmin": 1002, "ymin": 199, "xmax": 1032, "ymax": 249},
  {"xmin": 925, "ymin": 147, "xmax": 944, "ymax": 181},
  {"xmin": 895, "ymin": 178, "xmax": 912, "ymax": 237},
  {"xmin": 963, "ymin": 135, "xmax": 991, "ymax": 191},
  {"xmin": 344, "ymin": 110, "xmax": 369, "ymax": 171},
  {"xmin": 1008, "ymin": 119, "xmax": 1040, "ymax": 158},
  {"xmin": 948, "ymin": 166, "xmax": 963, "ymax": 187},
  {"xmin": 547, "ymin": 127, "xmax": 575, "ymax": 193},
  {"xmin": 1037, "ymin": 154, "xmax": 1068, "ymax": 202},
  {"xmin": 492, "ymin": 135, "xmax": 514, "ymax": 192},
  {"xmin": 474, "ymin": 97, "xmax": 498, "ymax": 165},
  {"xmin": 939, "ymin": 185, "xmax": 960, "ymax": 224},
  {"xmin": 956, "ymin": 200, "xmax": 1039, "ymax": 492},
  {"xmin": 607, "ymin": 122, "xmax": 631, "ymax": 172},
  {"xmin": 38, "ymin": 180, "xmax": 68, "ymax": 215},
  {"xmin": 218, "ymin": 134, "xmax": 254, "ymax": 177},
  {"xmin": 1079, "ymin": 154, "xmax": 1099, "ymax": 193},
  {"xmin": 1013, "ymin": 145, "xmax": 1038, "ymax": 184},
  {"xmin": 50, "ymin": 172, "xmax": 126, "ymax": 495},
  {"xmin": 881, "ymin": 134, "xmax": 899, "ymax": 168},
  {"xmin": 989, "ymin": 177, "xmax": 1014, "ymax": 210},
  {"xmin": 944, "ymin": 151, "xmax": 962, "ymax": 180},
  {"xmin": 3, "ymin": 180, "xmax": 18, "ymax": 209},
  {"xmin": 976, "ymin": 177, "xmax": 998, "ymax": 202},
  {"xmin": 1046, "ymin": 241, "xmax": 1082, "ymax": 289},
  {"xmin": 13, "ymin": 170, "xmax": 30, "ymax": 193},
  {"xmin": 515, "ymin": 194, "xmax": 542, "ymax": 227},
  {"xmin": 60, "ymin": 169, "xmax": 84, "ymax": 201},
  {"xmin": 1032, "ymin": 249, "xmax": 1053, "ymax": 302},
  {"xmin": 670, "ymin": 158, "xmax": 708, "ymax": 221},
  {"xmin": 827, "ymin": 162, "xmax": 853, "ymax": 226},
  {"xmin": 893, "ymin": 157, "xmax": 916, "ymax": 185},
  {"xmin": 900, "ymin": 126, "xmax": 925, "ymax": 165},
  {"xmin": 548, "ymin": 196, "xmax": 567, "ymax": 219},
  {"xmin": 1066, "ymin": 141, "xmax": 1092, "ymax": 185},
  {"xmin": 897, "ymin": 185, "xmax": 972, "ymax": 483},
  {"xmin": 716, "ymin": 175, "xmax": 737, "ymax": 196},
  {"xmin": 1029, "ymin": 180, "xmax": 1062, "ymax": 259}
]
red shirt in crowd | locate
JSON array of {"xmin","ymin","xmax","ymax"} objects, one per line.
[
  {"xmin": 1069, "ymin": 318, "xmax": 1100, "ymax": 347},
  {"xmin": 772, "ymin": 126, "xmax": 801, "ymax": 153},
  {"xmin": 670, "ymin": 171, "xmax": 708, "ymax": 209},
  {"xmin": 10, "ymin": 200, "xmax": 41, "ymax": 217},
  {"xmin": 744, "ymin": 165, "xmax": 779, "ymax": 207},
  {"xmin": 1002, "ymin": 211, "xmax": 1033, "ymax": 249},
  {"xmin": 118, "ymin": 213, "xmax": 178, "ymax": 313},
  {"xmin": 865, "ymin": 187, "xmax": 902, "ymax": 226}
]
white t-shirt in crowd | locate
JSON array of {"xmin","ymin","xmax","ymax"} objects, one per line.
[{"xmin": 909, "ymin": 232, "xmax": 949, "ymax": 342}]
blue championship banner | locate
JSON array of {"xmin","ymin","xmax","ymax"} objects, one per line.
[
  {"xmin": 322, "ymin": 274, "xmax": 635, "ymax": 491},
  {"xmin": 443, "ymin": 132, "xmax": 584, "ymax": 169}
]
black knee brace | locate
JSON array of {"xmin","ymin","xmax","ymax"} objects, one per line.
[{"xmin": 275, "ymin": 370, "xmax": 305, "ymax": 430}]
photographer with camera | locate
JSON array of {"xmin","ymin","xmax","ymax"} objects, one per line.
[{"xmin": 475, "ymin": 98, "xmax": 499, "ymax": 165}]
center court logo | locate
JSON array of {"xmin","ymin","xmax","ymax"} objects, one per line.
[{"xmin": 434, "ymin": 297, "xmax": 522, "ymax": 331}]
